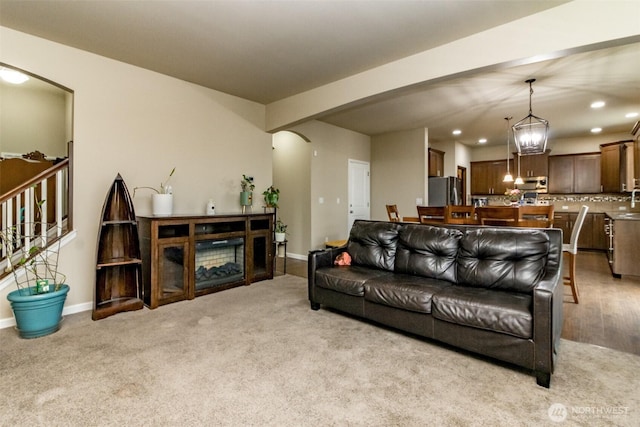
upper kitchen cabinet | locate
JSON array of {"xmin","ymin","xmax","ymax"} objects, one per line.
[
  {"xmin": 601, "ymin": 141, "xmax": 635, "ymax": 192},
  {"xmin": 549, "ymin": 153, "xmax": 601, "ymax": 194},
  {"xmin": 516, "ymin": 151, "xmax": 549, "ymax": 178},
  {"xmin": 428, "ymin": 148, "xmax": 444, "ymax": 177},
  {"xmin": 470, "ymin": 160, "xmax": 507, "ymax": 195}
]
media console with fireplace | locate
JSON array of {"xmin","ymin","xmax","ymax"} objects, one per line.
[{"xmin": 138, "ymin": 213, "xmax": 273, "ymax": 309}]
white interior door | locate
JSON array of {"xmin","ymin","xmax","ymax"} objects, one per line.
[{"xmin": 348, "ymin": 159, "xmax": 370, "ymax": 234}]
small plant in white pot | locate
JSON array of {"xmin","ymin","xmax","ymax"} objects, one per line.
[
  {"xmin": 133, "ymin": 167, "xmax": 175, "ymax": 215},
  {"xmin": 274, "ymin": 218, "xmax": 287, "ymax": 242}
]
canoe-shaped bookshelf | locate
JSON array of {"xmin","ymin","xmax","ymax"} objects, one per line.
[{"xmin": 93, "ymin": 173, "xmax": 143, "ymax": 320}]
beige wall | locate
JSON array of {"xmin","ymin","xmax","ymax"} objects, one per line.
[
  {"xmin": 0, "ymin": 80, "xmax": 68, "ymax": 157},
  {"xmin": 272, "ymin": 131, "xmax": 311, "ymax": 258},
  {"xmin": 0, "ymin": 27, "xmax": 271, "ymax": 321},
  {"xmin": 287, "ymin": 120, "xmax": 370, "ymax": 252},
  {"xmin": 371, "ymin": 128, "xmax": 427, "ymax": 221}
]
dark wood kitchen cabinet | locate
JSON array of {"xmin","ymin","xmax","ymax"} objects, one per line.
[
  {"xmin": 549, "ymin": 153, "xmax": 601, "ymax": 194},
  {"xmin": 516, "ymin": 151, "xmax": 548, "ymax": 178},
  {"xmin": 591, "ymin": 213, "xmax": 607, "ymax": 250},
  {"xmin": 553, "ymin": 212, "xmax": 606, "ymax": 250},
  {"xmin": 471, "ymin": 160, "xmax": 508, "ymax": 195},
  {"xmin": 428, "ymin": 148, "xmax": 444, "ymax": 177},
  {"xmin": 601, "ymin": 141, "xmax": 634, "ymax": 192},
  {"xmin": 548, "ymin": 156, "xmax": 573, "ymax": 193}
]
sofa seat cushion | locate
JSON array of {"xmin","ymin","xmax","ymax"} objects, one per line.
[
  {"xmin": 432, "ymin": 286, "xmax": 532, "ymax": 339},
  {"xmin": 364, "ymin": 274, "xmax": 452, "ymax": 314},
  {"xmin": 457, "ymin": 228, "xmax": 549, "ymax": 293},
  {"xmin": 315, "ymin": 266, "xmax": 393, "ymax": 297},
  {"xmin": 395, "ymin": 225, "xmax": 463, "ymax": 283}
]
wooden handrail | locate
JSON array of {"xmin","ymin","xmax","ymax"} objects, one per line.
[{"xmin": 0, "ymin": 158, "xmax": 69, "ymax": 203}]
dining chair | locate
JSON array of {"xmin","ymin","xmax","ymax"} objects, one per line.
[
  {"xmin": 475, "ymin": 206, "xmax": 520, "ymax": 226},
  {"xmin": 386, "ymin": 204, "xmax": 401, "ymax": 222},
  {"xmin": 515, "ymin": 218, "xmax": 552, "ymax": 228},
  {"xmin": 563, "ymin": 205, "xmax": 589, "ymax": 304},
  {"xmin": 444, "ymin": 205, "xmax": 477, "ymax": 224},
  {"xmin": 416, "ymin": 206, "xmax": 445, "ymax": 224},
  {"xmin": 519, "ymin": 205, "xmax": 555, "ymax": 227}
]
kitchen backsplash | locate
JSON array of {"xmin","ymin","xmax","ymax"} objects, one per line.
[{"xmin": 484, "ymin": 193, "xmax": 640, "ymax": 214}]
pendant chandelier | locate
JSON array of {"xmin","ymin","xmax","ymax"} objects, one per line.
[
  {"xmin": 503, "ymin": 116, "xmax": 513, "ymax": 183},
  {"xmin": 512, "ymin": 78, "xmax": 549, "ymax": 156},
  {"xmin": 514, "ymin": 153, "xmax": 524, "ymax": 186}
]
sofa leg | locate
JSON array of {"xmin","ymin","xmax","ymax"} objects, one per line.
[
  {"xmin": 536, "ymin": 372, "xmax": 551, "ymax": 388},
  {"xmin": 310, "ymin": 301, "xmax": 320, "ymax": 310}
]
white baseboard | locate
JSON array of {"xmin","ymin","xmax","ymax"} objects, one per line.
[
  {"xmin": 0, "ymin": 300, "xmax": 92, "ymax": 330},
  {"xmin": 287, "ymin": 252, "xmax": 307, "ymax": 261}
]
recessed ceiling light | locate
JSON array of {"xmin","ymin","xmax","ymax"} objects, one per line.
[
  {"xmin": 0, "ymin": 67, "xmax": 29, "ymax": 84},
  {"xmin": 626, "ymin": 112, "xmax": 638, "ymax": 118},
  {"xmin": 590, "ymin": 101, "xmax": 605, "ymax": 109},
  {"xmin": 452, "ymin": 129, "xmax": 462, "ymax": 135},
  {"xmin": 478, "ymin": 138, "xmax": 487, "ymax": 144},
  {"xmin": 591, "ymin": 127, "xmax": 602, "ymax": 133}
]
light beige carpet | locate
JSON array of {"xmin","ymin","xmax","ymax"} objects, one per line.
[{"xmin": 0, "ymin": 275, "xmax": 638, "ymax": 426}]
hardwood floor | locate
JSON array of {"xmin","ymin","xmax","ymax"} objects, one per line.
[{"xmin": 275, "ymin": 251, "xmax": 640, "ymax": 356}]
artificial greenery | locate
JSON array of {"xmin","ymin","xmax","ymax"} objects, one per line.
[
  {"xmin": 133, "ymin": 167, "xmax": 176, "ymax": 196},
  {"xmin": 241, "ymin": 174, "xmax": 255, "ymax": 192},
  {"xmin": 262, "ymin": 185, "xmax": 280, "ymax": 208},
  {"xmin": 274, "ymin": 218, "xmax": 287, "ymax": 233}
]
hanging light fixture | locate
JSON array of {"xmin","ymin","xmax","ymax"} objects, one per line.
[
  {"xmin": 512, "ymin": 78, "xmax": 549, "ymax": 155},
  {"xmin": 503, "ymin": 116, "xmax": 513, "ymax": 183},
  {"xmin": 514, "ymin": 153, "xmax": 524, "ymax": 185}
]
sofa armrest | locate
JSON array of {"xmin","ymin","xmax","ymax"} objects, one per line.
[
  {"xmin": 307, "ymin": 246, "xmax": 348, "ymax": 304},
  {"xmin": 532, "ymin": 252, "xmax": 564, "ymax": 383}
]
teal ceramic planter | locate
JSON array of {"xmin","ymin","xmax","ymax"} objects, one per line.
[{"xmin": 7, "ymin": 284, "xmax": 69, "ymax": 339}]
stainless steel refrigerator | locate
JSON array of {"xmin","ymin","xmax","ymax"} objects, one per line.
[{"xmin": 428, "ymin": 176, "xmax": 462, "ymax": 206}]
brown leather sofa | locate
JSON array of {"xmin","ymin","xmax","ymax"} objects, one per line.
[{"xmin": 308, "ymin": 220, "xmax": 563, "ymax": 387}]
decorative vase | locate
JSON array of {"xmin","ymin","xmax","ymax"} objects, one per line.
[
  {"xmin": 240, "ymin": 191, "xmax": 253, "ymax": 206},
  {"xmin": 7, "ymin": 284, "xmax": 70, "ymax": 339},
  {"xmin": 152, "ymin": 193, "xmax": 173, "ymax": 216},
  {"xmin": 275, "ymin": 232, "xmax": 286, "ymax": 242}
]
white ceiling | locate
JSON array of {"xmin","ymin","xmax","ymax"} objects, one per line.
[{"xmin": 1, "ymin": 0, "xmax": 639, "ymax": 146}]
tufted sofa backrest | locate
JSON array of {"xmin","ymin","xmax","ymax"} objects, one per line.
[
  {"xmin": 395, "ymin": 224, "xmax": 463, "ymax": 283},
  {"xmin": 346, "ymin": 221, "xmax": 556, "ymax": 293},
  {"xmin": 456, "ymin": 228, "xmax": 549, "ymax": 293},
  {"xmin": 348, "ymin": 221, "xmax": 401, "ymax": 271}
]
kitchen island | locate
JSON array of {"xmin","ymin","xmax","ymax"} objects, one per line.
[{"xmin": 604, "ymin": 212, "xmax": 640, "ymax": 277}]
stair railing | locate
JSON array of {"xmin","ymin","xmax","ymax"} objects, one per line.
[{"xmin": 0, "ymin": 159, "xmax": 71, "ymax": 282}]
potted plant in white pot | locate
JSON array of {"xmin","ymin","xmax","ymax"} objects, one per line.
[
  {"xmin": 274, "ymin": 218, "xmax": 287, "ymax": 242},
  {"xmin": 2, "ymin": 201, "xmax": 69, "ymax": 338},
  {"xmin": 133, "ymin": 167, "xmax": 175, "ymax": 215}
]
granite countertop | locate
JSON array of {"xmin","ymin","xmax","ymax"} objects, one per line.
[{"xmin": 605, "ymin": 211, "xmax": 640, "ymax": 221}]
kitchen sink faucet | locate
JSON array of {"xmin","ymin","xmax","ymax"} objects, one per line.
[{"xmin": 632, "ymin": 188, "xmax": 639, "ymax": 208}]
